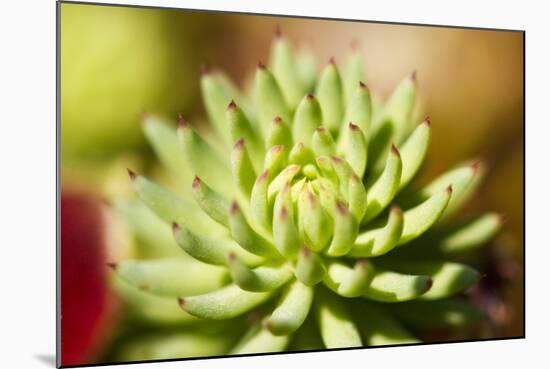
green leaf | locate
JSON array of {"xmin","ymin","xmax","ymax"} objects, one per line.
[
  {"xmin": 265, "ymin": 279, "xmax": 314, "ymax": 335},
  {"xmin": 272, "ymin": 184, "xmax": 300, "ymax": 259},
  {"xmin": 363, "ymin": 266, "xmax": 432, "ymax": 302},
  {"xmin": 363, "ymin": 145, "xmax": 403, "ymax": 222},
  {"xmin": 316, "ymin": 60, "xmax": 344, "ymax": 134},
  {"xmin": 116, "ymin": 200, "xmax": 182, "ymax": 258},
  {"xmin": 398, "ymin": 118, "xmax": 431, "ymax": 190},
  {"xmin": 330, "ymin": 156, "xmax": 355, "ymax": 199},
  {"xmin": 326, "ymin": 201, "xmax": 359, "ymax": 257},
  {"xmin": 348, "ymin": 173, "xmax": 368, "ymax": 222},
  {"xmin": 398, "ymin": 186, "xmax": 452, "ymax": 245},
  {"xmin": 266, "ymin": 116, "xmax": 293, "ymax": 150},
  {"xmin": 380, "ymin": 72, "xmax": 417, "ymax": 143},
  {"xmin": 344, "ymin": 123, "xmax": 368, "ymax": 178},
  {"xmin": 229, "ymin": 201, "xmax": 282, "ymax": 259},
  {"xmin": 226, "ymin": 252, "xmax": 293, "ymax": 292},
  {"xmin": 344, "ymin": 81, "xmax": 371, "ymax": 136},
  {"xmin": 231, "ymin": 325, "xmax": 290, "ymax": 355},
  {"xmin": 343, "ymin": 51, "xmax": 366, "ymax": 105},
  {"xmin": 289, "ymin": 142, "xmax": 316, "ymax": 166},
  {"xmin": 172, "ymin": 222, "xmax": 262, "ymax": 266},
  {"xmin": 142, "ymin": 115, "xmax": 193, "ymax": 191},
  {"xmin": 110, "ymin": 259, "xmax": 228, "ymax": 297},
  {"xmin": 312, "ymin": 127, "xmax": 336, "ymax": 157},
  {"xmin": 292, "ymin": 94, "xmax": 322, "ymax": 146},
  {"xmin": 298, "ymin": 184, "xmax": 332, "ymax": 252},
  {"xmin": 178, "ymin": 284, "xmax": 275, "ymax": 320},
  {"xmin": 177, "ymin": 117, "xmax": 232, "ymax": 196},
  {"xmin": 255, "ymin": 64, "xmax": 290, "ymax": 135},
  {"xmin": 349, "ymin": 206, "xmax": 404, "ymax": 257},
  {"xmin": 268, "ymin": 164, "xmax": 301, "ymax": 201},
  {"xmin": 230, "ymin": 138, "xmax": 257, "ymax": 197},
  {"xmin": 263, "ymin": 145, "xmax": 287, "ymax": 180},
  {"xmin": 315, "ymin": 287, "xmax": 363, "ymax": 348},
  {"xmin": 270, "ymin": 35, "xmax": 305, "ymax": 108},
  {"xmin": 352, "ymin": 301, "xmax": 419, "ymax": 346},
  {"xmin": 436, "ymin": 212, "xmax": 503, "ymax": 254},
  {"xmin": 250, "ymin": 170, "xmax": 272, "ymax": 232},
  {"xmin": 294, "ymin": 247, "xmax": 326, "ymax": 286},
  {"xmin": 201, "ymin": 70, "xmax": 246, "ymax": 145},
  {"xmin": 388, "ymin": 299, "xmax": 484, "ymax": 328},
  {"xmin": 226, "ymin": 101, "xmax": 265, "ymax": 171},
  {"xmin": 191, "ymin": 176, "xmax": 230, "ymax": 227},
  {"xmin": 129, "ymin": 172, "xmax": 226, "ymax": 237},
  {"xmin": 377, "ymin": 260, "xmax": 480, "ymax": 300},
  {"xmin": 323, "ymin": 260, "xmax": 375, "ymax": 297}
]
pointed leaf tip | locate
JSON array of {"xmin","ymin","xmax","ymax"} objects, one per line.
[
  {"xmin": 227, "ymin": 100, "xmax": 237, "ymax": 110},
  {"xmin": 349, "ymin": 122, "xmax": 360, "ymax": 131},
  {"xmin": 424, "ymin": 116, "xmax": 431, "ymax": 126},
  {"xmin": 127, "ymin": 168, "xmax": 136, "ymax": 180},
  {"xmin": 274, "ymin": 25, "xmax": 282, "ymax": 38},
  {"xmin": 200, "ymin": 64, "xmax": 210, "ymax": 75},
  {"xmin": 470, "ymin": 161, "xmax": 481, "ymax": 172},
  {"xmin": 106, "ymin": 262, "xmax": 117, "ymax": 270},
  {"xmin": 391, "ymin": 143, "xmax": 400, "ymax": 156},
  {"xmin": 234, "ymin": 138, "xmax": 245, "ymax": 149},
  {"xmin": 177, "ymin": 114, "xmax": 187, "ymax": 128},
  {"xmin": 192, "ymin": 176, "xmax": 201, "ymax": 189},
  {"xmin": 171, "ymin": 222, "xmax": 181, "ymax": 233},
  {"xmin": 177, "ymin": 297, "xmax": 185, "ymax": 307},
  {"xmin": 411, "ymin": 70, "xmax": 417, "ymax": 82},
  {"xmin": 230, "ymin": 201, "xmax": 240, "ymax": 215},
  {"xmin": 306, "ymin": 93, "xmax": 315, "ymax": 100},
  {"xmin": 258, "ymin": 61, "xmax": 266, "ymax": 69},
  {"xmin": 359, "ymin": 81, "xmax": 367, "ymax": 88},
  {"xmin": 273, "ymin": 116, "xmax": 282, "ymax": 124},
  {"xmin": 446, "ymin": 184, "xmax": 453, "ymax": 194},
  {"xmin": 329, "ymin": 56, "xmax": 336, "ymax": 65}
]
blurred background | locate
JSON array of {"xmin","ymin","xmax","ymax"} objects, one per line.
[{"xmin": 60, "ymin": 2, "xmax": 523, "ymax": 366}]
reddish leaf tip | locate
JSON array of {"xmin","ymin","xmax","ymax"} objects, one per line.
[
  {"xmin": 192, "ymin": 176, "xmax": 202, "ymax": 190},
  {"xmin": 274, "ymin": 25, "xmax": 282, "ymax": 38},
  {"xmin": 335, "ymin": 200, "xmax": 348, "ymax": 215},
  {"xmin": 390, "ymin": 205, "xmax": 402, "ymax": 215},
  {"xmin": 258, "ymin": 170, "xmax": 269, "ymax": 183},
  {"xmin": 411, "ymin": 70, "xmax": 418, "ymax": 82},
  {"xmin": 127, "ymin": 168, "xmax": 136, "ymax": 180},
  {"xmin": 424, "ymin": 116, "xmax": 431, "ymax": 126},
  {"xmin": 233, "ymin": 138, "xmax": 245, "ymax": 150},
  {"xmin": 446, "ymin": 185, "xmax": 453, "ymax": 194},
  {"xmin": 329, "ymin": 56, "xmax": 336, "ymax": 65},
  {"xmin": 273, "ymin": 116, "xmax": 283, "ymax": 124},
  {"xmin": 177, "ymin": 114, "xmax": 188, "ymax": 128},
  {"xmin": 349, "ymin": 122, "xmax": 360, "ymax": 131},
  {"xmin": 391, "ymin": 143, "xmax": 401, "ymax": 156},
  {"xmin": 280, "ymin": 206, "xmax": 288, "ymax": 220},
  {"xmin": 200, "ymin": 64, "xmax": 210, "ymax": 75},
  {"xmin": 425, "ymin": 277, "xmax": 433, "ymax": 289},
  {"xmin": 258, "ymin": 61, "xmax": 266, "ymax": 70},
  {"xmin": 305, "ymin": 93, "xmax": 315, "ymax": 101},
  {"xmin": 470, "ymin": 160, "xmax": 482, "ymax": 173},
  {"xmin": 177, "ymin": 297, "xmax": 186, "ymax": 307},
  {"xmin": 227, "ymin": 100, "xmax": 237, "ymax": 110},
  {"xmin": 171, "ymin": 222, "xmax": 181, "ymax": 233},
  {"xmin": 229, "ymin": 201, "xmax": 240, "ymax": 215},
  {"xmin": 106, "ymin": 262, "xmax": 118, "ymax": 270}
]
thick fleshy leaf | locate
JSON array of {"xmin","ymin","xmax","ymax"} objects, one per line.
[
  {"xmin": 398, "ymin": 186, "xmax": 452, "ymax": 245},
  {"xmin": 312, "ymin": 127, "xmax": 336, "ymax": 157},
  {"xmin": 294, "ymin": 247, "xmax": 326, "ymax": 286},
  {"xmin": 349, "ymin": 206, "xmax": 404, "ymax": 257},
  {"xmin": 266, "ymin": 116, "xmax": 293, "ymax": 150},
  {"xmin": 112, "ymin": 276, "xmax": 199, "ymax": 326},
  {"xmin": 343, "ymin": 51, "xmax": 366, "ymax": 105},
  {"xmin": 435, "ymin": 213, "xmax": 503, "ymax": 254},
  {"xmin": 231, "ymin": 325, "xmax": 290, "ymax": 355},
  {"xmin": 330, "ymin": 156, "xmax": 355, "ymax": 199},
  {"xmin": 178, "ymin": 284, "xmax": 274, "ymax": 320},
  {"xmin": 255, "ymin": 64, "xmax": 290, "ymax": 134},
  {"xmin": 226, "ymin": 252, "xmax": 293, "ymax": 292},
  {"xmin": 289, "ymin": 142, "xmax": 316, "ymax": 166},
  {"xmin": 272, "ymin": 184, "xmax": 300, "ymax": 259},
  {"xmin": 363, "ymin": 145, "xmax": 403, "ymax": 222},
  {"xmin": 326, "ymin": 201, "xmax": 359, "ymax": 257},
  {"xmin": 363, "ymin": 266, "xmax": 433, "ymax": 302},
  {"xmin": 191, "ymin": 176, "xmax": 230, "ymax": 227},
  {"xmin": 270, "ymin": 35, "xmax": 305, "ymax": 108},
  {"xmin": 344, "ymin": 123, "xmax": 368, "ymax": 178},
  {"xmin": 315, "ymin": 288, "xmax": 362, "ymax": 348},
  {"xmin": 347, "ymin": 173, "xmax": 368, "ymax": 222},
  {"xmin": 352, "ymin": 301, "xmax": 419, "ymax": 345},
  {"xmin": 316, "ymin": 156, "xmax": 339, "ymax": 185},
  {"xmin": 263, "ymin": 145, "xmax": 287, "ymax": 180},
  {"xmin": 388, "ymin": 299, "xmax": 484, "ymax": 328},
  {"xmin": 377, "ymin": 260, "xmax": 480, "ymax": 300},
  {"xmin": 177, "ymin": 117, "xmax": 232, "ymax": 196},
  {"xmin": 344, "ymin": 81, "xmax": 371, "ymax": 137},
  {"xmin": 110, "ymin": 259, "xmax": 228, "ymax": 297},
  {"xmin": 226, "ymin": 101, "xmax": 264, "ymax": 171},
  {"xmin": 229, "ymin": 201, "xmax": 282, "ymax": 259},
  {"xmin": 172, "ymin": 222, "xmax": 262, "ymax": 267},
  {"xmin": 128, "ymin": 172, "xmax": 226, "ymax": 237},
  {"xmin": 292, "ymin": 94, "xmax": 322, "ymax": 146},
  {"xmin": 398, "ymin": 118, "xmax": 431, "ymax": 190},
  {"xmin": 268, "ymin": 164, "xmax": 301, "ymax": 201},
  {"xmin": 316, "ymin": 59, "xmax": 344, "ymax": 134},
  {"xmin": 298, "ymin": 185, "xmax": 332, "ymax": 252},
  {"xmin": 379, "ymin": 72, "xmax": 417, "ymax": 143},
  {"xmin": 265, "ymin": 279, "xmax": 314, "ymax": 335},
  {"xmin": 201, "ymin": 70, "xmax": 241, "ymax": 144},
  {"xmin": 230, "ymin": 139, "xmax": 257, "ymax": 198},
  {"xmin": 323, "ymin": 260, "xmax": 375, "ymax": 297},
  {"xmin": 142, "ymin": 115, "xmax": 193, "ymax": 190},
  {"xmin": 250, "ymin": 170, "xmax": 272, "ymax": 232},
  {"xmin": 116, "ymin": 200, "xmax": 182, "ymax": 258}
]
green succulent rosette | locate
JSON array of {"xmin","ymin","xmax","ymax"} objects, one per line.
[{"xmin": 109, "ymin": 32, "xmax": 503, "ymax": 360}]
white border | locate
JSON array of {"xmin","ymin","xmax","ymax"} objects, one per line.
[{"xmin": 2, "ymin": 0, "xmax": 547, "ymax": 368}]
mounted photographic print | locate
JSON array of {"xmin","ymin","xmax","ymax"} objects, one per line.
[{"xmin": 57, "ymin": 1, "xmax": 525, "ymax": 367}]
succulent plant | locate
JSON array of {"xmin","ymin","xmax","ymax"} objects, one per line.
[{"xmin": 109, "ymin": 32, "xmax": 503, "ymax": 360}]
